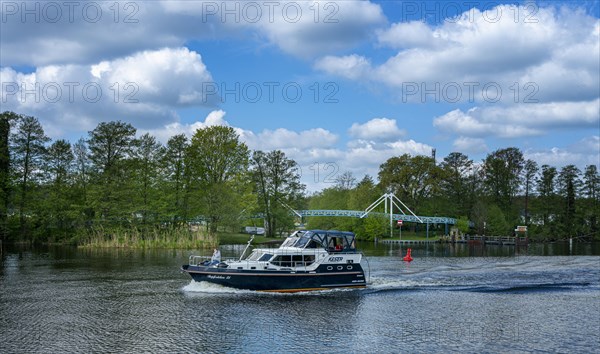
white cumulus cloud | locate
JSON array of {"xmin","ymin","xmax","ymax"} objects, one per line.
[
  {"xmin": 317, "ymin": 5, "xmax": 599, "ymax": 105},
  {"xmin": 1, "ymin": 47, "xmax": 215, "ymax": 137},
  {"xmin": 452, "ymin": 137, "xmax": 489, "ymax": 154},
  {"xmin": 348, "ymin": 118, "xmax": 405, "ymax": 141},
  {"xmin": 433, "ymin": 99, "xmax": 599, "ymax": 138},
  {"xmin": 243, "ymin": 128, "xmax": 339, "ymax": 151},
  {"xmin": 525, "ymin": 136, "xmax": 600, "ymax": 168},
  {"xmin": 1, "ymin": 1, "xmax": 386, "ymax": 67},
  {"xmin": 314, "ymin": 54, "xmax": 372, "ymax": 80},
  {"xmin": 245, "ymin": 1, "xmax": 385, "ymax": 58}
]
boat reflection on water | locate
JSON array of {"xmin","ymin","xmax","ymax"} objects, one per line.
[{"xmin": 181, "ymin": 230, "xmax": 369, "ymax": 293}]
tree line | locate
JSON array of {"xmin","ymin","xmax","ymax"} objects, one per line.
[
  {"xmin": 307, "ymin": 149, "xmax": 599, "ymax": 241},
  {"xmin": 0, "ymin": 112, "xmax": 304, "ymax": 244},
  {"xmin": 0, "ymin": 111, "xmax": 598, "ymax": 245}
]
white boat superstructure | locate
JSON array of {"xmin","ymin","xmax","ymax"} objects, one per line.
[{"xmin": 182, "ymin": 230, "xmax": 368, "ymax": 292}]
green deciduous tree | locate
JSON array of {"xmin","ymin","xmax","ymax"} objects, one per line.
[
  {"xmin": 378, "ymin": 154, "xmax": 440, "ymax": 214},
  {"xmin": 362, "ymin": 214, "xmax": 388, "ymax": 241},
  {"xmin": 483, "ymin": 147, "xmax": 524, "ymax": 222},
  {"xmin": 486, "ymin": 204, "xmax": 510, "ymax": 236},
  {"xmin": 531, "ymin": 164, "xmax": 559, "ymax": 237},
  {"xmin": 11, "ymin": 115, "xmax": 50, "ymax": 233},
  {"xmin": 349, "ymin": 175, "xmax": 382, "ymax": 239},
  {"xmin": 0, "ymin": 112, "xmax": 17, "ymax": 239},
  {"xmin": 582, "ymin": 165, "xmax": 599, "ymax": 239},
  {"xmin": 47, "ymin": 140, "xmax": 74, "ymax": 184},
  {"xmin": 557, "ymin": 165, "xmax": 581, "ymax": 237},
  {"xmin": 522, "ymin": 159, "xmax": 538, "ymax": 225},
  {"xmin": 87, "ymin": 121, "xmax": 136, "ymax": 222},
  {"xmin": 44, "ymin": 139, "xmax": 74, "ymax": 236},
  {"xmin": 187, "ymin": 126, "xmax": 249, "ymax": 234},
  {"xmin": 251, "ymin": 150, "xmax": 304, "ymax": 237},
  {"xmin": 439, "ymin": 152, "xmax": 473, "ymax": 217},
  {"xmin": 131, "ymin": 133, "xmax": 163, "ymax": 225},
  {"xmin": 72, "ymin": 138, "xmax": 92, "ymax": 226},
  {"xmin": 334, "ymin": 171, "xmax": 356, "ymax": 190},
  {"xmin": 162, "ymin": 134, "xmax": 189, "ymax": 224},
  {"xmin": 583, "ymin": 165, "xmax": 599, "ymax": 200},
  {"xmin": 349, "ymin": 175, "xmax": 380, "ymax": 211},
  {"xmin": 306, "ymin": 187, "xmax": 351, "ymax": 231},
  {"xmin": 88, "ymin": 121, "xmax": 136, "ymax": 174}
]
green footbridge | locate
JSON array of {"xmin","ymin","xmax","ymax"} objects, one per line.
[
  {"xmin": 256, "ymin": 193, "xmax": 457, "ymax": 237},
  {"xmin": 294, "ymin": 209, "xmax": 455, "ymax": 225}
]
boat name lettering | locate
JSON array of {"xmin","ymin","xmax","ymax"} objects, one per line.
[
  {"xmin": 207, "ymin": 275, "xmax": 231, "ymax": 280},
  {"xmin": 328, "ymin": 256, "xmax": 343, "ymax": 262}
]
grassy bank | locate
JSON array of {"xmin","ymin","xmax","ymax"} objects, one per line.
[{"xmin": 76, "ymin": 227, "xmax": 284, "ymax": 249}]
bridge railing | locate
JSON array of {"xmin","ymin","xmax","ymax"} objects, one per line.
[{"xmin": 296, "ymin": 210, "xmax": 456, "ymax": 225}]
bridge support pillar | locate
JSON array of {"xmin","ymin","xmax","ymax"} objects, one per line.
[{"xmin": 445, "ymin": 223, "xmax": 448, "ymax": 235}]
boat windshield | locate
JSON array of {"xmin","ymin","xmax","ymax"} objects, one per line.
[
  {"xmin": 281, "ymin": 230, "xmax": 307, "ymax": 248},
  {"xmin": 293, "ymin": 234, "xmax": 311, "ymax": 248},
  {"xmin": 306, "ymin": 230, "xmax": 356, "ymax": 251},
  {"xmin": 279, "ymin": 230, "xmax": 357, "ymax": 251},
  {"xmin": 281, "ymin": 237, "xmax": 297, "ymax": 248}
]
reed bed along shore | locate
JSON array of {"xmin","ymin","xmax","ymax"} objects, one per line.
[{"xmin": 79, "ymin": 226, "xmax": 219, "ymax": 249}]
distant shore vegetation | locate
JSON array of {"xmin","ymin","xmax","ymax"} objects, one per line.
[{"xmin": 0, "ymin": 111, "xmax": 598, "ymax": 248}]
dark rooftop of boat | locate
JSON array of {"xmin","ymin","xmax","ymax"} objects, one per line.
[{"xmin": 283, "ymin": 230, "xmax": 357, "ymax": 252}]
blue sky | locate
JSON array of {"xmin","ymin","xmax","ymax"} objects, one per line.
[{"xmin": 1, "ymin": 0, "xmax": 599, "ymax": 191}]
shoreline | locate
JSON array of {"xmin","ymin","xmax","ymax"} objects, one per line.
[{"xmin": 1, "ymin": 238, "xmax": 598, "ymax": 250}]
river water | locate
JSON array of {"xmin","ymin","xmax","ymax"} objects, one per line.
[{"xmin": 1, "ymin": 242, "xmax": 599, "ymax": 353}]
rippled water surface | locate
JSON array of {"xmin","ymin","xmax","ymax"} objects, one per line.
[{"xmin": 1, "ymin": 243, "xmax": 599, "ymax": 353}]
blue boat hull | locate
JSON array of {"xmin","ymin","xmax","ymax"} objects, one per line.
[{"xmin": 181, "ymin": 264, "xmax": 367, "ymax": 292}]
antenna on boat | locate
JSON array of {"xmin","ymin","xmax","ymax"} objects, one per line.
[{"xmin": 239, "ymin": 234, "xmax": 255, "ymax": 261}]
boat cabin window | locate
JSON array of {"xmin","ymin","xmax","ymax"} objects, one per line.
[
  {"xmin": 326, "ymin": 233, "xmax": 356, "ymax": 252},
  {"xmin": 258, "ymin": 253, "xmax": 273, "ymax": 262},
  {"xmin": 327, "ymin": 237, "xmax": 345, "ymax": 251},
  {"xmin": 270, "ymin": 255, "xmax": 316, "ymax": 267},
  {"xmin": 271, "ymin": 255, "xmax": 292, "ymax": 267},
  {"xmin": 303, "ymin": 255, "xmax": 315, "ymax": 265}
]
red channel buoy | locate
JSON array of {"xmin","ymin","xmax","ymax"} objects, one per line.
[{"xmin": 403, "ymin": 248, "xmax": 413, "ymax": 262}]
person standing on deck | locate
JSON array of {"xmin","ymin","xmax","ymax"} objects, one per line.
[{"xmin": 210, "ymin": 248, "xmax": 221, "ymax": 265}]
